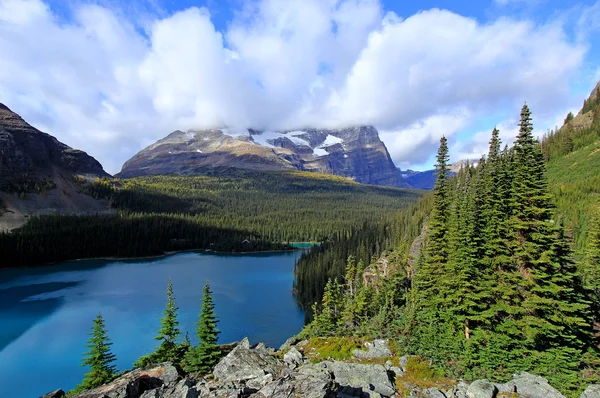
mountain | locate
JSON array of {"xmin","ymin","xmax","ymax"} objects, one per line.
[
  {"xmin": 0, "ymin": 103, "xmax": 110, "ymax": 230},
  {"xmin": 118, "ymin": 126, "xmax": 408, "ymax": 188},
  {"xmin": 398, "ymin": 160, "xmax": 475, "ymax": 190},
  {"xmin": 399, "ymin": 169, "xmax": 438, "ymax": 190}
]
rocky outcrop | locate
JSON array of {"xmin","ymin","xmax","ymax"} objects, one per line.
[
  {"xmin": 0, "ymin": 103, "xmax": 112, "ymax": 231},
  {"xmin": 117, "ymin": 126, "xmax": 407, "ymax": 188},
  {"xmin": 0, "ymin": 103, "xmax": 108, "ymax": 186},
  {"xmin": 43, "ymin": 339, "xmax": 596, "ymax": 398}
]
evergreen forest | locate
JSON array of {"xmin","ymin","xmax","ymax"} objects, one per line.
[
  {"xmin": 0, "ymin": 169, "xmax": 421, "ymax": 267},
  {"xmin": 297, "ymin": 101, "xmax": 600, "ymax": 396}
]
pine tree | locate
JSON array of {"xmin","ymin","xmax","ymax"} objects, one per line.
[
  {"xmin": 155, "ymin": 279, "xmax": 181, "ymax": 362},
  {"xmin": 185, "ymin": 282, "xmax": 221, "ymax": 374},
  {"xmin": 415, "ymin": 136, "xmax": 451, "ymax": 304},
  {"xmin": 310, "ymin": 278, "xmax": 343, "ymax": 336},
  {"xmin": 500, "ymin": 103, "xmax": 592, "ymax": 375},
  {"xmin": 77, "ymin": 313, "xmax": 117, "ymax": 392}
]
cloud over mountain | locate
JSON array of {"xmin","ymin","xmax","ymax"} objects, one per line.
[{"xmin": 0, "ymin": 0, "xmax": 590, "ymax": 173}]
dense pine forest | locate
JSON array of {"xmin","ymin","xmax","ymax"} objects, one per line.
[
  {"xmin": 297, "ymin": 102, "xmax": 600, "ymax": 396},
  {"xmin": 0, "ymin": 169, "xmax": 421, "ymax": 267}
]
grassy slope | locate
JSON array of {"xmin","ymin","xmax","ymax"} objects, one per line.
[{"xmin": 547, "ymin": 139, "xmax": 600, "ymax": 255}]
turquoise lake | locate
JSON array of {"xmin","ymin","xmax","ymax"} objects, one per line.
[{"xmin": 0, "ymin": 251, "xmax": 305, "ymax": 397}]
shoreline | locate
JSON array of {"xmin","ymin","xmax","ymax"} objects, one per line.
[{"xmin": 0, "ymin": 243, "xmax": 317, "ymax": 270}]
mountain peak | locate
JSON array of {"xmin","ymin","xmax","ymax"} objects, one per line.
[{"xmin": 119, "ymin": 125, "xmax": 407, "ymax": 188}]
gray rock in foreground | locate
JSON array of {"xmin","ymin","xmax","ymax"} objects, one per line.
[
  {"xmin": 44, "ymin": 339, "xmax": 600, "ymax": 398},
  {"xmin": 352, "ymin": 339, "xmax": 392, "ymax": 360},
  {"xmin": 40, "ymin": 390, "xmax": 65, "ymax": 398},
  {"xmin": 510, "ymin": 372, "xmax": 566, "ymax": 398},
  {"xmin": 466, "ymin": 380, "xmax": 497, "ymax": 398},
  {"xmin": 582, "ymin": 385, "xmax": 600, "ymax": 398}
]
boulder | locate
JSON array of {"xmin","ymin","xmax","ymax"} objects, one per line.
[
  {"xmin": 283, "ymin": 347, "xmax": 303, "ymax": 368},
  {"xmin": 511, "ymin": 372, "xmax": 565, "ymax": 398},
  {"xmin": 422, "ymin": 388, "xmax": 447, "ymax": 398},
  {"xmin": 466, "ymin": 380, "xmax": 498, "ymax": 398},
  {"xmin": 322, "ymin": 361, "xmax": 395, "ymax": 397},
  {"xmin": 39, "ymin": 390, "xmax": 65, "ymax": 398},
  {"xmin": 72, "ymin": 362, "xmax": 179, "ymax": 398},
  {"xmin": 279, "ymin": 336, "xmax": 301, "ymax": 352},
  {"xmin": 213, "ymin": 344, "xmax": 285, "ymax": 383},
  {"xmin": 582, "ymin": 385, "xmax": 600, "ymax": 398},
  {"xmin": 294, "ymin": 363, "xmax": 338, "ymax": 398},
  {"xmin": 352, "ymin": 340, "xmax": 393, "ymax": 360}
]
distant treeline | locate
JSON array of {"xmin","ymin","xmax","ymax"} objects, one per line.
[{"xmin": 0, "ymin": 169, "xmax": 422, "ymax": 267}]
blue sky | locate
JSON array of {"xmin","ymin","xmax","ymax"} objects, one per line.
[{"xmin": 1, "ymin": 0, "xmax": 599, "ymax": 173}]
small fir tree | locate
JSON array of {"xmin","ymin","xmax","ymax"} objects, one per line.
[
  {"xmin": 155, "ymin": 279, "xmax": 181, "ymax": 362},
  {"xmin": 76, "ymin": 313, "xmax": 117, "ymax": 392},
  {"xmin": 185, "ymin": 282, "xmax": 221, "ymax": 374}
]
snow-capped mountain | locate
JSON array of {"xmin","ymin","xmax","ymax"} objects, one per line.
[{"xmin": 118, "ymin": 126, "xmax": 407, "ymax": 188}]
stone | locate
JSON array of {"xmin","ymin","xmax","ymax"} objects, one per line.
[
  {"xmin": 493, "ymin": 382, "xmax": 516, "ymax": 393},
  {"xmin": 39, "ymin": 390, "xmax": 65, "ymax": 398},
  {"xmin": 322, "ymin": 361, "xmax": 395, "ymax": 397},
  {"xmin": 294, "ymin": 363, "xmax": 338, "ymax": 398},
  {"xmin": 466, "ymin": 380, "xmax": 498, "ymax": 398},
  {"xmin": 71, "ymin": 363, "xmax": 177, "ymax": 398},
  {"xmin": 283, "ymin": 347, "xmax": 303, "ymax": 368},
  {"xmin": 246, "ymin": 374, "xmax": 274, "ymax": 390},
  {"xmin": 213, "ymin": 344, "xmax": 285, "ymax": 383},
  {"xmin": 162, "ymin": 379, "xmax": 199, "ymax": 398},
  {"xmin": 511, "ymin": 372, "xmax": 565, "ymax": 398},
  {"xmin": 422, "ymin": 388, "xmax": 447, "ymax": 398},
  {"xmin": 279, "ymin": 336, "xmax": 301, "ymax": 352},
  {"xmin": 239, "ymin": 337, "xmax": 251, "ymax": 349},
  {"xmin": 581, "ymin": 385, "xmax": 600, "ymax": 398},
  {"xmin": 352, "ymin": 340, "xmax": 392, "ymax": 360}
]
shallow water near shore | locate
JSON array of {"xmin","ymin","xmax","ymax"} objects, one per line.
[{"xmin": 0, "ymin": 251, "xmax": 305, "ymax": 397}]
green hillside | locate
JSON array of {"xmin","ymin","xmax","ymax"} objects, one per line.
[
  {"xmin": 544, "ymin": 83, "xmax": 600, "ymax": 255},
  {"xmin": 1, "ymin": 168, "xmax": 423, "ymax": 267}
]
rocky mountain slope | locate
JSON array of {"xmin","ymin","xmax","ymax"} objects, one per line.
[
  {"xmin": 118, "ymin": 126, "xmax": 407, "ymax": 188},
  {"xmin": 0, "ymin": 103, "xmax": 111, "ymax": 231},
  {"xmin": 43, "ymin": 337, "xmax": 599, "ymax": 398},
  {"xmin": 398, "ymin": 160, "xmax": 474, "ymax": 190}
]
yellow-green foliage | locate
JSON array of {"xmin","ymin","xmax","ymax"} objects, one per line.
[
  {"xmin": 303, "ymin": 337, "xmax": 365, "ymax": 361},
  {"xmin": 395, "ymin": 357, "xmax": 454, "ymax": 397}
]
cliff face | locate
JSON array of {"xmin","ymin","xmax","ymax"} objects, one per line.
[
  {"xmin": 118, "ymin": 126, "xmax": 407, "ymax": 188},
  {"xmin": 0, "ymin": 103, "xmax": 108, "ymax": 186},
  {"xmin": 0, "ymin": 103, "xmax": 111, "ymax": 231}
]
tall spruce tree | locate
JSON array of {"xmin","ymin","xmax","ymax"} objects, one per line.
[
  {"xmin": 185, "ymin": 282, "xmax": 221, "ymax": 374},
  {"xmin": 76, "ymin": 313, "xmax": 117, "ymax": 392},
  {"xmin": 415, "ymin": 136, "xmax": 451, "ymax": 304},
  {"xmin": 500, "ymin": 103, "xmax": 592, "ymax": 381},
  {"xmin": 155, "ymin": 279, "xmax": 181, "ymax": 362}
]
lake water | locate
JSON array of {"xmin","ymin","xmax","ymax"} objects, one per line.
[{"xmin": 0, "ymin": 251, "xmax": 305, "ymax": 397}]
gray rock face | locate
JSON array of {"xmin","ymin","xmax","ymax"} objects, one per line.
[
  {"xmin": 117, "ymin": 126, "xmax": 407, "ymax": 188},
  {"xmin": 511, "ymin": 372, "xmax": 565, "ymax": 398},
  {"xmin": 352, "ymin": 340, "xmax": 392, "ymax": 359},
  {"xmin": 582, "ymin": 385, "xmax": 600, "ymax": 398},
  {"xmin": 283, "ymin": 347, "xmax": 303, "ymax": 368},
  {"xmin": 39, "ymin": 390, "xmax": 65, "ymax": 398},
  {"xmin": 0, "ymin": 103, "xmax": 108, "ymax": 188},
  {"xmin": 322, "ymin": 361, "xmax": 395, "ymax": 397},
  {"xmin": 213, "ymin": 343, "xmax": 285, "ymax": 383},
  {"xmin": 422, "ymin": 388, "xmax": 447, "ymax": 398},
  {"xmin": 72, "ymin": 362, "xmax": 179, "ymax": 398},
  {"xmin": 466, "ymin": 380, "xmax": 498, "ymax": 398}
]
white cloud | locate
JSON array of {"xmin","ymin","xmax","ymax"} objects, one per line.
[{"xmin": 0, "ymin": 0, "xmax": 589, "ymax": 174}]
